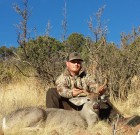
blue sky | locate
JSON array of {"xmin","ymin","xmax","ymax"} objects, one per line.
[{"xmin": 1, "ymin": 0, "xmax": 140, "ymax": 47}]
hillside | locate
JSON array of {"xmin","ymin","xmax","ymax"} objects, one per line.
[
  {"xmin": 0, "ymin": 34, "xmax": 140, "ymax": 134},
  {"xmin": 0, "ymin": 77, "xmax": 139, "ymax": 135}
]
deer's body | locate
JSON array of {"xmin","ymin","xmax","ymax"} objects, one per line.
[
  {"xmin": 45, "ymin": 96, "xmax": 99, "ymax": 129},
  {"xmin": 0, "ymin": 94, "xmax": 99, "ymax": 135},
  {"xmin": 1, "ymin": 107, "xmax": 47, "ymax": 132}
]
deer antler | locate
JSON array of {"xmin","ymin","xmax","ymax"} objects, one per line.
[
  {"xmin": 74, "ymin": 78, "xmax": 108, "ymax": 97},
  {"xmin": 74, "ymin": 84, "xmax": 90, "ymax": 96},
  {"xmin": 97, "ymin": 78, "xmax": 108, "ymax": 95},
  {"xmin": 82, "ymin": 78, "xmax": 108, "ymax": 97},
  {"xmin": 80, "ymin": 90, "xmax": 90, "ymax": 96}
]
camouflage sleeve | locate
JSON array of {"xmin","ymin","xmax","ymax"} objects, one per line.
[
  {"xmin": 55, "ymin": 74, "xmax": 73, "ymax": 98},
  {"xmin": 85, "ymin": 73, "xmax": 99, "ymax": 93}
]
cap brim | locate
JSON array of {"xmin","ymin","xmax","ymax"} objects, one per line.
[{"xmin": 69, "ymin": 58, "xmax": 83, "ymax": 61}]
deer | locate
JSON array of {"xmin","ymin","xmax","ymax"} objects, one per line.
[
  {"xmin": 0, "ymin": 93, "xmax": 102, "ymax": 135},
  {"xmin": 45, "ymin": 92, "xmax": 100, "ymax": 131}
]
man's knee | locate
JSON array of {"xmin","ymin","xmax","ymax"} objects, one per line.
[
  {"xmin": 46, "ymin": 88, "xmax": 58, "ymax": 96},
  {"xmin": 46, "ymin": 88, "xmax": 61, "ymax": 108}
]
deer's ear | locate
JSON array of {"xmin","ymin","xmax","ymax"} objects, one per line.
[{"xmin": 69, "ymin": 97, "xmax": 88, "ymax": 106}]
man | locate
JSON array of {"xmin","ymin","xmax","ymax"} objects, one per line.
[{"xmin": 46, "ymin": 52, "xmax": 106, "ymax": 110}]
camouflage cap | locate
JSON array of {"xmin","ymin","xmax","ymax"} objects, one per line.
[{"xmin": 67, "ymin": 52, "xmax": 83, "ymax": 61}]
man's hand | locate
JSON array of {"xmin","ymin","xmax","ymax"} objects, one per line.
[{"xmin": 72, "ymin": 88, "xmax": 83, "ymax": 97}]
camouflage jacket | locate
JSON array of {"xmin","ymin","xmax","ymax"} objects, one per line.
[{"xmin": 55, "ymin": 68, "xmax": 99, "ymax": 98}]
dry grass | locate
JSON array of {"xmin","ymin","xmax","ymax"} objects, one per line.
[
  {"xmin": 3, "ymin": 122, "xmax": 112, "ymax": 135},
  {"xmin": 0, "ymin": 78, "xmax": 46, "ymax": 118},
  {"xmin": 0, "ymin": 77, "xmax": 139, "ymax": 135},
  {"xmin": 110, "ymin": 77, "xmax": 140, "ymax": 117}
]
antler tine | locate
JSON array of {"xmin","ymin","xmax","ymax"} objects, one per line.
[
  {"xmin": 102, "ymin": 78, "xmax": 108, "ymax": 87},
  {"xmin": 81, "ymin": 90, "xmax": 90, "ymax": 96},
  {"xmin": 97, "ymin": 78, "xmax": 108, "ymax": 94},
  {"xmin": 75, "ymin": 78, "xmax": 108, "ymax": 97},
  {"xmin": 74, "ymin": 83, "xmax": 90, "ymax": 96}
]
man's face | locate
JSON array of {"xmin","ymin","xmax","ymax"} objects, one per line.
[{"xmin": 66, "ymin": 59, "xmax": 82, "ymax": 74}]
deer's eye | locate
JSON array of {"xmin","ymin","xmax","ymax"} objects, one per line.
[{"xmin": 87, "ymin": 99, "xmax": 90, "ymax": 101}]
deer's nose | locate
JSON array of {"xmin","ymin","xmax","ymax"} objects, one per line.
[{"xmin": 93, "ymin": 104, "xmax": 100, "ymax": 110}]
